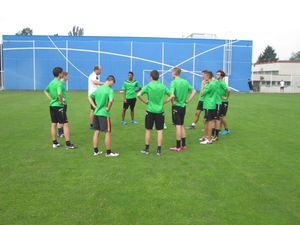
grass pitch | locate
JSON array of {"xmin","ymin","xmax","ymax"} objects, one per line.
[{"xmin": 0, "ymin": 91, "xmax": 299, "ymax": 225}]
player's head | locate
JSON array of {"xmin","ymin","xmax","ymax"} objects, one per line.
[
  {"xmin": 53, "ymin": 67, "xmax": 63, "ymax": 78},
  {"xmin": 150, "ymin": 70, "xmax": 160, "ymax": 81},
  {"xmin": 128, "ymin": 71, "xmax": 134, "ymax": 81},
  {"xmin": 172, "ymin": 67, "xmax": 181, "ymax": 78},
  {"xmin": 62, "ymin": 72, "xmax": 68, "ymax": 81},
  {"xmin": 203, "ymin": 70, "xmax": 213, "ymax": 81},
  {"xmin": 106, "ymin": 75, "xmax": 116, "ymax": 86},
  {"xmin": 94, "ymin": 65, "xmax": 102, "ymax": 75},
  {"xmin": 216, "ymin": 70, "xmax": 226, "ymax": 80}
]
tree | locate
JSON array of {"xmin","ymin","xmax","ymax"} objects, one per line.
[
  {"xmin": 68, "ymin": 26, "xmax": 84, "ymax": 36},
  {"xmin": 16, "ymin": 27, "xmax": 33, "ymax": 36},
  {"xmin": 257, "ymin": 45, "xmax": 278, "ymax": 63},
  {"xmin": 290, "ymin": 51, "xmax": 300, "ymax": 61}
]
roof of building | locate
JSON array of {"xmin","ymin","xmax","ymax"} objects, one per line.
[{"xmin": 254, "ymin": 60, "xmax": 300, "ymax": 66}]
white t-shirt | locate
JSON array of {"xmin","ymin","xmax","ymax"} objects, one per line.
[
  {"xmin": 88, "ymin": 72, "xmax": 99, "ymax": 96},
  {"xmin": 280, "ymin": 81, "xmax": 285, "ymax": 88}
]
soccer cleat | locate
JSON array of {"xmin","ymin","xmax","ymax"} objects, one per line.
[
  {"xmin": 199, "ymin": 137, "xmax": 206, "ymax": 142},
  {"xmin": 52, "ymin": 143, "xmax": 61, "ymax": 148},
  {"xmin": 221, "ymin": 130, "xmax": 231, "ymax": 135},
  {"xmin": 187, "ymin": 125, "xmax": 196, "ymax": 130},
  {"xmin": 212, "ymin": 136, "xmax": 219, "ymax": 142},
  {"xmin": 141, "ymin": 149, "xmax": 150, "ymax": 155},
  {"xmin": 169, "ymin": 147, "xmax": 182, "ymax": 152},
  {"xmin": 121, "ymin": 121, "xmax": 127, "ymax": 126},
  {"xmin": 59, "ymin": 134, "xmax": 64, "ymax": 138},
  {"xmin": 106, "ymin": 152, "xmax": 119, "ymax": 157},
  {"xmin": 131, "ymin": 120, "xmax": 138, "ymax": 125},
  {"xmin": 93, "ymin": 151, "xmax": 103, "ymax": 156},
  {"xmin": 181, "ymin": 146, "xmax": 188, "ymax": 150},
  {"xmin": 65, "ymin": 144, "xmax": 77, "ymax": 150},
  {"xmin": 156, "ymin": 150, "xmax": 162, "ymax": 156},
  {"xmin": 200, "ymin": 139, "xmax": 212, "ymax": 145}
]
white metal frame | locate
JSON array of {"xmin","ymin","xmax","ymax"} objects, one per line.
[
  {"xmin": 0, "ymin": 41, "xmax": 4, "ymax": 90},
  {"xmin": 32, "ymin": 40, "xmax": 36, "ymax": 91}
]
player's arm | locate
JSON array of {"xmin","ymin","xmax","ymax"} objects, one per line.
[
  {"xmin": 137, "ymin": 91, "xmax": 148, "ymax": 105},
  {"xmin": 186, "ymin": 89, "xmax": 197, "ymax": 104},
  {"xmin": 165, "ymin": 93, "xmax": 174, "ymax": 104},
  {"xmin": 222, "ymin": 84, "xmax": 231, "ymax": 100},
  {"xmin": 122, "ymin": 90, "xmax": 127, "ymax": 103},
  {"xmin": 44, "ymin": 90, "xmax": 51, "ymax": 100},
  {"xmin": 57, "ymin": 85, "xmax": 64, "ymax": 105},
  {"xmin": 135, "ymin": 82, "xmax": 142, "ymax": 92},
  {"xmin": 106, "ymin": 99, "xmax": 114, "ymax": 111}
]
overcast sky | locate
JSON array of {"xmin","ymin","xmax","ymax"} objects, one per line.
[{"xmin": 0, "ymin": 0, "xmax": 299, "ymax": 61}]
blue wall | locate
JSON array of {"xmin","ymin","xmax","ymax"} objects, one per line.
[{"xmin": 2, "ymin": 35, "xmax": 252, "ymax": 91}]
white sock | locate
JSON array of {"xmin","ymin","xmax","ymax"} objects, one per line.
[{"xmin": 192, "ymin": 122, "xmax": 196, "ymax": 126}]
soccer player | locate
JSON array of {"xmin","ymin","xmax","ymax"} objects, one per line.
[
  {"xmin": 211, "ymin": 71, "xmax": 223, "ymax": 141},
  {"xmin": 88, "ymin": 65, "xmax": 104, "ymax": 129},
  {"xmin": 89, "ymin": 75, "xmax": 119, "ymax": 157},
  {"xmin": 44, "ymin": 67, "xmax": 77, "ymax": 149},
  {"xmin": 121, "ymin": 71, "xmax": 142, "ymax": 125},
  {"xmin": 280, "ymin": 80, "xmax": 285, "ymax": 93},
  {"xmin": 168, "ymin": 67, "xmax": 196, "ymax": 152},
  {"xmin": 137, "ymin": 70, "xmax": 171, "ymax": 156},
  {"xmin": 57, "ymin": 71, "xmax": 68, "ymax": 137},
  {"xmin": 200, "ymin": 70, "xmax": 217, "ymax": 144},
  {"xmin": 187, "ymin": 70, "xmax": 208, "ymax": 130},
  {"xmin": 217, "ymin": 70, "xmax": 231, "ymax": 136}
]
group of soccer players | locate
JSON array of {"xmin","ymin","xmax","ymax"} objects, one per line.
[{"xmin": 44, "ymin": 65, "xmax": 231, "ymax": 157}]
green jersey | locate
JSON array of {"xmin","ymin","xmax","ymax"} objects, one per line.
[
  {"xmin": 215, "ymin": 80, "xmax": 222, "ymax": 105},
  {"xmin": 122, "ymin": 80, "xmax": 141, "ymax": 99},
  {"xmin": 170, "ymin": 77, "xmax": 194, "ymax": 107},
  {"xmin": 90, "ymin": 84, "xmax": 114, "ymax": 117},
  {"xmin": 202, "ymin": 80, "xmax": 218, "ymax": 110},
  {"xmin": 60, "ymin": 80, "xmax": 67, "ymax": 105},
  {"xmin": 219, "ymin": 79, "xmax": 229, "ymax": 102},
  {"xmin": 198, "ymin": 82, "xmax": 205, "ymax": 102},
  {"xmin": 140, "ymin": 81, "xmax": 170, "ymax": 113},
  {"xmin": 45, "ymin": 79, "xmax": 64, "ymax": 107}
]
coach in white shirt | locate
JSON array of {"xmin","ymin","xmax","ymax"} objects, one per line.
[
  {"xmin": 88, "ymin": 65, "xmax": 104, "ymax": 128},
  {"xmin": 280, "ymin": 80, "xmax": 285, "ymax": 93}
]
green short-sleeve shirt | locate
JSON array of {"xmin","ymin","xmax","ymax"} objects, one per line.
[
  {"xmin": 140, "ymin": 81, "xmax": 170, "ymax": 113},
  {"xmin": 45, "ymin": 79, "xmax": 64, "ymax": 107},
  {"xmin": 170, "ymin": 77, "xmax": 194, "ymax": 107},
  {"xmin": 122, "ymin": 80, "xmax": 142, "ymax": 99},
  {"xmin": 202, "ymin": 80, "xmax": 218, "ymax": 110},
  {"xmin": 90, "ymin": 84, "xmax": 114, "ymax": 117}
]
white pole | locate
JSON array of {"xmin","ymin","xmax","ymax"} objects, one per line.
[
  {"xmin": 130, "ymin": 41, "xmax": 133, "ymax": 71},
  {"xmin": 66, "ymin": 40, "xmax": 69, "ymax": 91},
  {"xmin": 33, "ymin": 40, "xmax": 36, "ymax": 91},
  {"xmin": 98, "ymin": 41, "xmax": 101, "ymax": 66},
  {"xmin": 161, "ymin": 42, "xmax": 164, "ymax": 84},
  {"xmin": 192, "ymin": 43, "xmax": 196, "ymax": 88},
  {"xmin": 0, "ymin": 41, "xmax": 3, "ymax": 90},
  {"xmin": 290, "ymin": 74, "xmax": 293, "ymax": 93},
  {"xmin": 143, "ymin": 70, "xmax": 145, "ymax": 87}
]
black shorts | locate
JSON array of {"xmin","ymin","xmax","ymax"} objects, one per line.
[
  {"xmin": 50, "ymin": 106, "xmax": 68, "ymax": 124},
  {"xmin": 196, "ymin": 101, "xmax": 204, "ymax": 111},
  {"xmin": 93, "ymin": 116, "xmax": 111, "ymax": 132},
  {"xmin": 280, "ymin": 87, "xmax": 284, "ymax": 90},
  {"xmin": 215, "ymin": 104, "xmax": 221, "ymax": 119},
  {"xmin": 219, "ymin": 102, "xmax": 229, "ymax": 117},
  {"xmin": 123, "ymin": 98, "xmax": 136, "ymax": 111},
  {"xmin": 204, "ymin": 109, "xmax": 217, "ymax": 121},
  {"xmin": 145, "ymin": 111, "xmax": 164, "ymax": 130},
  {"xmin": 172, "ymin": 105, "xmax": 186, "ymax": 125}
]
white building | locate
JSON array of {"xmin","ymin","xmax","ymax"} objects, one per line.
[{"xmin": 252, "ymin": 61, "xmax": 300, "ymax": 93}]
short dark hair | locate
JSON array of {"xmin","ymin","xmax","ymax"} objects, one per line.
[
  {"xmin": 106, "ymin": 75, "xmax": 116, "ymax": 83},
  {"xmin": 172, "ymin": 67, "xmax": 181, "ymax": 75},
  {"xmin": 217, "ymin": 70, "xmax": 226, "ymax": 77},
  {"xmin": 202, "ymin": 70, "xmax": 213, "ymax": 79},
  {"xmin": 150, "ymin": 70, "xmax": 160, "ymax": 80},
  {"xmin": 94, "ymin": 65, "xmax": 101, "ymax": 71},
  {"xmin": 53, "ymin": 67, "xmax": 63, "ymax": 77},
  {"xmin": 128, "ymin": 71, "xmax": 134, "ymax": 76}
]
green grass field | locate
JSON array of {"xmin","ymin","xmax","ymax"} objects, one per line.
[{"xmin": 0, "ymin": 91, "xmax": 299, "ymax": 225}]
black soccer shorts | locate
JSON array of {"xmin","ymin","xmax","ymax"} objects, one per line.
[
  {"xmin": 50, "ymin": 106, "xmax": 68, "ymax": 124},
  {"xmin": 123, "ymin": 98, "xmax": 137, "ymax": 111},
  {"xmin": 204, "ymin": 109, "xmax": 217, "ymax": 121},
  {"xmin": 196, "ymin": 101, "xmax": 204, "ymax": 111},
  {"xmin": 172, "ymin": 105, "xmax": 186, "ymax": 126},
  {"xmin": 145, "ymin": 111, "xmax": 164, "ymax": 130},
  {"xmin": 93, "ymin": 116, "xmax": 111, "ymax": 132}
]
